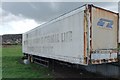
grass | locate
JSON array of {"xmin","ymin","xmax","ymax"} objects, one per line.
[{"xmin": 2, "ymin": 45, "xmax": 53, "ymax": 79}]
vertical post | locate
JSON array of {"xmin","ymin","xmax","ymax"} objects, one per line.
[
  {"xmin": 84, "ymin": 4, "xmax": 91, "ymax": 64},
  {"xmin": 84, "ymin": 8, "xmax": 87, "ymax": 64},
  {"xmin": 118, "ymin": 13, "xmax": 120, "ymax": 63},
  {"xmin": 88, "ymin": 4, "xmax": 93, "ymax": 64}
]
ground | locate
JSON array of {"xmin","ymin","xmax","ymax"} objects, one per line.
[
  {"xmin": 2, "ymin": 45, "xmax": 118, "ymax": 80},
  {"xmin": 2, "ymin": 45, "xmax": 53, "ymax": 80}
]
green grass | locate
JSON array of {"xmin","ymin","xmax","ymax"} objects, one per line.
[{"xmin": 2, "ymin": 45, "xmax": 53, "ymax": 79}]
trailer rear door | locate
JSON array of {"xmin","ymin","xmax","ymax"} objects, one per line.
[{"xmin": 90, "ymin": 6, "xmax": 118, "ymax": 64}]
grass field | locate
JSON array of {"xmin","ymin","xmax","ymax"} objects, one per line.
[{"xmin": 2, "ymin": 45, "xmax": 53, "ymax": 80}]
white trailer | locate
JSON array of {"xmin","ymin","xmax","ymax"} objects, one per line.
[{"xmin": 22, "ymin": 4, "xmax": 119, "ymax": 65}]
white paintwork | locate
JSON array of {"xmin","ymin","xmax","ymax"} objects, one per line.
[{"xmin": 23, "ymin": 5, "xmax": 86, "ymax": 65}]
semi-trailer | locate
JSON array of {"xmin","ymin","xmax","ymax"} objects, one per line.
[{"xmin": 22, "ymin": 4, "xmax": 119, "ymax": 66}]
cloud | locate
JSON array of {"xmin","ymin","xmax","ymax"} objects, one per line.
[
  {"xmin": 1, "ymin": 2, "xmax": 118, "ymax": 35},
  {"xmin": 3, "ymin": 12, "xmax": 24, "ymax": 22},
  {"xmin": 0, "ymin": 9, "xmax": 41, "ymax": 35},
  {"xmin": 1, "ymin": 19, "xmax": 40, "ymax": 35},
  {"xmin": 2, "ymin": 2, "xmax": 118, "ymax": 22}
]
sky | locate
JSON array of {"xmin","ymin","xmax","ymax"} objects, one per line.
[{"xmin": 0, "ymin": 1, "xmax": 119, "ymax": 35}]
